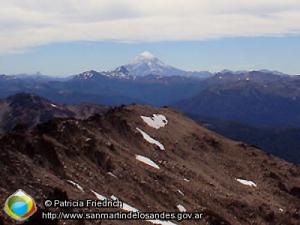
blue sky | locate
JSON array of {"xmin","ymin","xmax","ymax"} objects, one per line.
[
  {"xmin": 1, "ymin": 36, "xmax": 299, "ymax": 76},
  {"xmin": 1, "ymin": 0, "xmax": 300, "ymax": 76}
]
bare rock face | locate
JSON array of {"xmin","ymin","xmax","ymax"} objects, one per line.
[{"xmin": 0, "ymin": 104, "xmax": 299, "ymax": 225}]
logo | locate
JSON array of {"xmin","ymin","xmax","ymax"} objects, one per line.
[{"xmin": 4, "ymin": 189, "xmax": 37, "ymax": 221}]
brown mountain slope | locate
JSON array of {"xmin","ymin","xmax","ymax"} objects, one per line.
[
  {"xmin": 0, "ymin": 105, "xmax": 299, "ymax": 225},
  {"xmin": 0, "ymin": 93, "xmax": 109, "ymax": 133}
]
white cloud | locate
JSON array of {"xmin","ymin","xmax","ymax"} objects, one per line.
[{"xmin": 0, "ymin": 0, "xmax": 300, "ymax": 53}]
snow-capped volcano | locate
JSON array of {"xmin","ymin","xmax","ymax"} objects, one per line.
[
  {"xmin": 73, "ymin": 51, "xmax": 212, "ymax": 80},
  {"xmin": 110, "ymin": 51, "xmax": 212, "ymax": 78}
]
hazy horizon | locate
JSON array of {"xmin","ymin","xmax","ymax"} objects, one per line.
[{"xmin": 1, "ymin": 1, "xmax": 300, "ymax": 76}]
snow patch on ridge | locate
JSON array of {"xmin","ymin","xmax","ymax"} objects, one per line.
[
  {"xmin": 141, "ymin": 114, "xmax": 168, "ymax": 129},
  {"xmin": 236, "ymin": 178, "xmax": 257, "ymax": 187},
  {"xmin": 177, "ymin": 189, "xmax": 184, "ymax": 196},
  {"xmin": 136, "ymin": 155, "xmax": 160, "ymax": 169},
  {"xmin": 67, "ymin": 180, "xmax": 84, "ymax": 192},
  {"xmin": 147, "ymin": 220, "xmax": 177, "ymax": 225},
  {"xmin": 50, "ymin": 103, "xmax": 58, "ymax": 108},
  {"xmin": 111, "ymin": 195, "xmax": 139, "ymax": 212},
  {"xmin": 136, "ymin": 127, "xmax": 165, "ymax": 150},
  {"xmin": 111, "ymin": 195, "xmax": 176, "ymax": 225},
  {"xmin": 107, "ymin": 172, "xmax": 118, "ymax": 178},
  {"xmin": 177, "ymin": 204, "xmax": 187, "ymax": 212},
  {"xmin": 91, "ymin": 190, "xmax": 107, "ymax": 200}
]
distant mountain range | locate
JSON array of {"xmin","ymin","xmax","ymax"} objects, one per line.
[
  {"xmin": 175, "ymin": 71, "xmax": 300, "ymax": 127},
  {"xmin": 1, "ymin": 55, "xmax": 298, "ymax": 109},
  {"xmin": 192, "ymin": 116, "xmax": 300, "ymax": 164},
  {"xmin": 1, "ymin": 53, "xmax": 300, "ymax": 164}
]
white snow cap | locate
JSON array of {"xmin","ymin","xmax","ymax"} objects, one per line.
[
  {"xmin": 136, "ymin": 127, "xmax": 165, "ymax": 150},
  {"xmin": 135, "ymin": 51, "xmax": 156, "ymax": 61},
  {"xmin": 141, "ymin": 114, "xmax": 168, "ymax": 129},
  {"xmin": 177, "ymin": 204, "xmax": 187, "ymax": 212},
  {"xmin": 136, "ymin": 155, "xmax": 160, "ymax": 169},
  {"xmin": 236, "ymin": 178, "xmax": 257, "ymax": 187}
]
